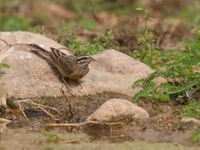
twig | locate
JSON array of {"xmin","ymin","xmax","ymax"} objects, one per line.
[
  {"xmin": 110, "ymin": 135, "xmax": 125, "ymax": 138},
  {"xmin": 15, "ymin": 99, "xmax": 61, "ymax": 124},
  {"xmin": 61, "ymin": 85, "xmax": 74, "ymax": 118},
  {"xmin": 17, "ymin": 101, "xmax": 31, "ymax": 125},
  {"xmin": 0, "ymin": 38, "xmax": 10, "ymax": 47},
  {"xmin": 31, "ymin": 119, "xmax": 49, "ymax": 127},
  {"xmin": 62, "ymin": 139, "xmax": 80, "ymax": 144},
  {"xmin": 0, "ymin": 39, "xmax": 30, "ymax": 48},
  {"xmin": 61, "ymin": 76, "xmax": 73, "ymax": 97},
  {"xmin": 16, "ymin": 99, "xmax": 61, "ymax": 115},
  {"xmin": 47, "ymin": 120, "xmax": 123, "ymax": 127},
  {"xmin": 39, "ymin": 107, "xmax": 59, "ymax": 121}
]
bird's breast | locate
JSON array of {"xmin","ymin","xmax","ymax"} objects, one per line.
[{"xmin": 69, "ymin": 68, "xmax": 89, "ymax": 79}]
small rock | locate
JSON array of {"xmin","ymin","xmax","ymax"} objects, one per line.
[
  {"xmin": 0, "ymin": 118, "xmax": 11, "ymax": 123},
  {"xmin": 181, "ymin": 118, "xmax": 200, "ymax": 126},
  {"xmin": 160, "ymin": 105, "xmax": 172, "ymax": 113},
  {"xmin": 87, "ymin": 98, "xmax": 149, "ymax": 122},
  {"xmin": 0, "ymin": 97, "xmax": 7, "ymax": 109}
]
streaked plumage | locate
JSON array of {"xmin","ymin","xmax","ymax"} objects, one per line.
[{"xmin": 28, "ymin": 44, "xmax": 95, "ymax": 80}]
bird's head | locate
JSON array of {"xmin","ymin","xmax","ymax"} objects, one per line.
[{"xmin": 76, "ymin": 55, "xmax": 95, "ymax": 69}]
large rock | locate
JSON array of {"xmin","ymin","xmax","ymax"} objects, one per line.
[
  {"xmin": 87, "ymin": 98, "xmax": 149, "ymax": 122},
  {"xmin": 0, "ymin": 31, "xmax": 164, "ymax": 118}
]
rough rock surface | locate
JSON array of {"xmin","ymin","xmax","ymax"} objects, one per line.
[
  {"xmin": 87, "ymin": 98, "xmax": 149, "ymax": 122},
  {"xmin": 0, "ymin": 31, "xmax": 164, "ymax": 118},
  {"xmin": 181, "ymin": 118, "xmax": 200, "ymax": 126}
]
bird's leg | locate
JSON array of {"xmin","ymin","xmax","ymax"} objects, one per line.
[
  {"xmin": 61, "ymin": 76, "xmax": 73, "ymax": 96},
  {"xmin": 75, "ymin": 79, "xmax": 83, "ymax": 89}
]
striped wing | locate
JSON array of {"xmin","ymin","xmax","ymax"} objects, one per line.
[{"xmin": 50, "ymin": 47, "xmax": 75, "ymax": 75}]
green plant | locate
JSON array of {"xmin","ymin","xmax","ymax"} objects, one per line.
[
  {"xmin": 0, "ymin": 64, "xmax": 10, "ymax": 78},
  {"xmin": 80, "ymin": 18, "xmax": 96, "ymax": 30},
  {"xmin": 30, "ymin": 25, "xmax": 45, "ymax": 34},
  {"xmin": 52, "ymin": 0, "xmax": 135, "ymax": 16},
  {"xmin": 181, "ymin": 103, "xmax": 200, "ymax": 120},
  {"xmin": 43, "ymin": 129, "xmax": 60, "ymax": 144},
  {"xmin": 132, "ymin": 9, "xmax": 200, "ymax": 103},
  {"xmin": 0, "ymin": 13, "xmax": 31, "ymax": 31},
  {"xmin": 133, "ymin": 28, "xmax": 200, "ymax": 102},
  {"xmin": 131, "ymin": 8, "xmax": 157, "ymax": 68},
  {"xmin": 0, "ymin": 0, "xmax": 14, "ymax": 11},
  {"xmin": 192, "ymin": 129, "xmax": 200, "ymax": 142},
  {"xmin": 56, "ymin": 20, "xmax": 76, "ymax": 33},
  {"xmin": 182, "ymin": 102, "xmax": 200, "ymax": 142},
  {"xmin": 133, "ymin": 74, "xmax": 172, "ymax": 102},
  {"xmin": 178, "ymin": 5, "xmax": 200, "ymax": 28},
  {"xmin": 32, "ymin": 11, "xmax": 48, "ymax": 24},
  {"xmin": 57, "ymin": 29, "xmax": 119, "ymax": 56}
]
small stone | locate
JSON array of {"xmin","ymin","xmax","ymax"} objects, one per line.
[
  {"xmin": 87, "ymin": 98, "xmax": 149, "ymax": 122},
  {"xmin": 0, "ymin": 97, "xmax": 7, "ymax": 109},
  {"xmin": 181, "ymin": 118, "xmax": 200, "ymax": 126}
]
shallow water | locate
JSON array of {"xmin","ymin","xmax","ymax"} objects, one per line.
[
  {"xmin": 0, "ymin": 106, "xmax": 199, "ymax": 150},
  {"xmin": 0, "ymin": 118, "xmax": 199, "ymax": 150},
  {"xmin": 1, "ymin": 128, "xmax": 200, "ymax": 150}
]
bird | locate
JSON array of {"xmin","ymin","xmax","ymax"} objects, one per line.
[{"xmin": 27, "ymin": 44, "xmax": 95, "ymax": 92}]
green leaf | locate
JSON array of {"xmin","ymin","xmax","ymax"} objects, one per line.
[
  {"xmin": 182, "ymin": 40, "xmax": 195, "ymax": 47},
  {"xmin": 136, "ymin": 8, "xmax": 145, "ymax": 11},
  {"xmin": 156, "ymin": 50, "xmax": 174, "ymax": 60},
  {"xmin": 148, "ymin": 17, "xmax": 154, "ymax": 21},
  {"xmin": 167, "ymin": 78, "xmax": 200, "ymax": 95},
  {"xmin": 152, "ymin": 93, "xmax": 170, "ymax": 101},
  {"xmin": 182, "ymin": 102, "xmax": 200, "ymax": 110},
  {"xmin": 81, "ymin": 19, "xmax": 96, "ymax": 30},
  {"xmin": 181, "ymin": 59, "xmax": 200, "ymax": 66},
  {"xmin": 166, "ymin": 56, "xmax": 186, "ymax": 69},
  {"xmin": 192, "ymin": 129, "xmax": 200, "ymax": 142},
  {"xmin": 159, "ymin": 83, "xmax": 172, "ymax": 89},
  {"xmin": 133, "ymin": 81, "xmax": 156, "ymax": 102},
  {"xmin": 181, "ymin": 103, "xmax": 200, "ymax": 120},
  {"xmin": 133, "ymin": 79, "xmax": 145, "ymax": 87},
  {"xmin": 186, "ymin": 89, "xmax": 195, "ymax": 101},
  {"xmin": 137, "ymin": 38, "xmax": 146, "ymax": 44},
  {"xmin": 146, "ymin": 71, "xmax": 167, "ymax": 81},
  {"xmin": 0, "ymin": 64, "xmax": 10, "ymax": 68}
]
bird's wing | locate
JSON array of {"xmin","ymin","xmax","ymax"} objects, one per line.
[{"xmin": 50, "ymin": 47, "xmax": 76, "ymax": 75}]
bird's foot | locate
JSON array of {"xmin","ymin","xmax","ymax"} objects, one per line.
[{"xmin": 62, "ymin": 76, "xmax": 73, "ymax": 96}]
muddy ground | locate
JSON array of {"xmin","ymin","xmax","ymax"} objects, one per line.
[
  {"xmin": 0, "ymin": 99, "xmax": 199, "ymax": 149},
  {"xmin": 0, "ymin": 0, "xmax": 200, "ymax": 149}
]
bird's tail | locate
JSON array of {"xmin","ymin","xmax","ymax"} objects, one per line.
[{"xmin": 27, "ymin": 44, "xmax": 50, "ymax": 57}]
